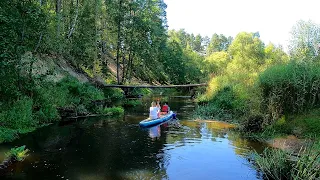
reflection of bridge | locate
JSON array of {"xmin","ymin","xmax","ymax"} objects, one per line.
[{"xmin": 100, "ymin": 83, "xmax": 208, "ymax": 98}]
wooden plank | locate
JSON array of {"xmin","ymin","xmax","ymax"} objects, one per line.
[{"xmin": 102, "ymin": 83, "xmax": 207, "ymax": 88}]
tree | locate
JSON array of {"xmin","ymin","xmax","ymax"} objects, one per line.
[
  {"xmin": 206, "ymin": 33, "xmax": 232, "ymax": 55},
  {"xmin": 204, "ymin": 51, "xmax": 230, "ymax": 75},
  {"xmin": 264, "ymin": 43, "xmax": 289, "ymax": 66},
  {"xmin": 228, "ymin": 32, "xmax": 265, "ymax": 69},
  {"xmin": 193, "ymin": 34, "xmax": 203, "ymax": 52},
  {"xmin": 289, "ymin": 20, "xmax": 320, "ymax": 62}
]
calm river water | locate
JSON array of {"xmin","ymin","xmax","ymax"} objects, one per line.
[{"xmin": 0, "ymin": 98, "xmax": 267, "ymax": 180}]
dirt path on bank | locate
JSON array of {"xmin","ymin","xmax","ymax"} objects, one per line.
[{"xmin": 267, "ymin": 135, "xmax": 310, "ymax": 153}]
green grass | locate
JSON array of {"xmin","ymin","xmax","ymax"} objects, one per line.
[
  {"xmin": 253, "ymin": 146, "xmax": 320, "ymax": 180},
  {"xmin": 291, "ymin": 109, "xmax": 320, "ymax": 138},
  {"xmin": 253, "ymin": 148, "xmax": 292, "ymax": 180},
  {"xmin": 5, "ymin": 145, "xmax": 29, "ymax": 161},
  {"xmin": 241, "ymin": 108, "xmax": 320, "ymax": 141}
]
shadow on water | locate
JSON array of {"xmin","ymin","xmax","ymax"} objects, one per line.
[{"xmin": 0, "ymin": 98, "xmax": 267, "ymax": 180}]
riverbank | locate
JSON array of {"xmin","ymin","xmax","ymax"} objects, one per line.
[
  {"xmin": 0, "ymin": 73, "xmax": 126, "ymax": 144},
  {"xmin": 0, "ymin": 99, "xmax": 268, "ymax": 179}
]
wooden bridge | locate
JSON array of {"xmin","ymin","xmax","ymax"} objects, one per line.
[
  {"xmin": 98, "ymin": 83, "xmax": 208, "ymax": 98},
  {"xmin": 102, "ymin": 83, "xmax": 207, "ymax": 88}
]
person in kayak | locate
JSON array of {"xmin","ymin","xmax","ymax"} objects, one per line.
[
  {"xmin": 149, "ymin": 101, "xmax": 160, "ymax": 119},
  {"xmin": 161, "ymin": 102, "xmax": 170, "ymax": 114}
]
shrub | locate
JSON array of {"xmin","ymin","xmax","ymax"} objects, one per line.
[
  {"xmin": 55, "ymin": 76, "xmax": 105, "ymax": 113},
  {"xmin": 259, "ymin": 62, "xmax": 320, "ymax": 122},
  {"xmin": 5, "ymin": 145, "xmax": 29, "ymax": 161},
  {"xmin": 0, "ymin": 128, "xmax": 18, "ymax": 143},
  {"xmin": 0, "ymin": 97, "xmax": 36, "ymax": 129},
  {"xmin": 194, "ymin": 86, "xmax": 246, "ymax": 120},
  {"xmin": 98, "ymin": 107, "xmax": 124, "ymax": 116},
  {"xmin": 124, "ymin": 100, "xmax": 142, "ymax": 107},
  {"xmin": 242, "ymin": 114, "xmax": 264, "ymax": 132},
  {"xmin": 103, "ymin": 87, "xmax": 124, "ymax": 101}
]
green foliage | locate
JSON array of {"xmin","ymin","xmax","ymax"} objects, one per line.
[
  {"xmin": 57, "ymin": 77, "xmax": 104, "ymax": 106},
  {"xmin": 259, "ymin": 62, "xmax": 320, "ymax": 121},
  {"xmin": 206, "ymin": 33, "xmax": 232, "ymax": 55},
  {"xmin": 253, "ymin": 148, "xmax": 292, "ymax": 180},
  {"xmin": 0, "ymin": 97, "xmax": 35, "ymax": 129},
  {"xmin": 194, "ymin": 87, "xmax": 245, "ymax": 120},
  {"xmin": 241, "ymin": 114, "xmax": 264, "ymax": 133},
  {"xmin": 124, "ymin": 100, "xmax": 142, "ymax": 107},
  {"xmin": 5, "ymin": 145, "xmax": 29, "ymax": 161},
  {"xmin": 291, "ymin": 148, "xmax": 320, "ymax": 179},
  {"xmin": 253, "ymin": 147, "xmax": 320, "ymax": 180},
  {"xmin": 289, "ymin": 20, "xmax": 320, "ymax": 62},
  {"xmin": 204, "ymin": 51, "xmax": 230, "ymax": 75},
  {"xmin": 0, "ymin": 128, "xmax": 18, "ymax": 144},
  {"xmin": 103, "ymin": 88, "xmax": 124, "ymax": 101},
  {"xmin": 98, "ymin": 107, "xmax": 124, "ymax": 116}
]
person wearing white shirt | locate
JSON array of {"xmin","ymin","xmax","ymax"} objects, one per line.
[{"xmin": 149, "ymin": 101, "xmax": 160, "ymax": 119}]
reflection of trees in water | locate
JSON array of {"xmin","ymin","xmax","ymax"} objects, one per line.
[
  {"xmin": 68, "ymin": 118, "xmax": 169, "ymax": 179},
  {"xmin": 2, "ymin": 117, "xmax": 170, "ymax": 179},
  {"xmin": 166, "ymin": 120, "xmax": 267, "ymax": 157},
  {"xmin": 166, "ymin": 121, "xmax": 230, "ymax": 144},
  {"xmin": 227, "ymin": 132, "xmax": 268, "ymax": 156}
]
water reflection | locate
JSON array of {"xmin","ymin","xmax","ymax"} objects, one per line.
[
  {"xmin": 149, "ymin": 125, "xmax": 161, "ymax": 139},
  {"xmin": 0, "ymin": 99, "xmax": 267, "ymax": 180}
]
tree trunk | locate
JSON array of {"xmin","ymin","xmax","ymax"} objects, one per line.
[
  {"xmin": 121, "ymin": 50, "xmax": 126, "ymax": 83},
  {"xmin": 67, "ymin": 0, "xmax": 79, "ymax": 39},
  {"xmin": 115, "ymin": 0, "xmax": 123, "ymax": 84},
  {"xmin": 56, "ymin": 0, "xmax": 62, "ymax": 38}
]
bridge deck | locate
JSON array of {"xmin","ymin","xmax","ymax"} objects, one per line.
[{"xmin": 102, "ymin": 83, "xmax": 207, "ymax": 88}]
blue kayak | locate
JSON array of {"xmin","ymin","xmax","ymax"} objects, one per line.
[{"xmin": 139, "ymin": 111, "xmax": 174, "ymax": 127}]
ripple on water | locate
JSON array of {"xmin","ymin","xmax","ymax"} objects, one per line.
[{"xmin": 0, "ymin": 99, "xmax": 267, "ymax": 180}]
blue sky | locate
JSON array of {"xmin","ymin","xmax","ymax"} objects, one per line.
[{"xmin": 163, "ymin": 0, "xmax": 320, "ymax": 49}]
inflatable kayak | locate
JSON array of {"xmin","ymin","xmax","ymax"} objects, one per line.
[{"xmin": 139, "ymin": 111, "xmax": 175, "ymax": 127}]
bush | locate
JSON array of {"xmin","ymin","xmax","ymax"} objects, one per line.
[
  {"xmin": 0, "ymin": 128, "xmax": 18, "ymax": 143},
  {"xmin": 5, "ymin": 145, "xmax": 29, "ymax": 161},
  {"xmin": 0, "ymin": 97, "xmax": 36, "ymax": 129},
  {"xmin": 57, "ymin": 77, "xmax": 104, "ymax": 106},
  {"xmin": 54, "ymin": 76, "xmax": 106, "ymax": 115},
  {"xmin": 242, "ymin": 114, "xmax": 264, "ymax": 132},
  {"xmin": 102, "ymin": 87, "xmax": 124, "ymax": 101},
  {"xmin": 194, "ymin": 86, "xmax": 246, "ymax": 120},
  {"xmin": 98, "ymin": 107, "xmax": 124, "ymax": 116},
  {"xmin": 259, "ymin": 62, "xmax": 320, "ymax": 122},
  {"xmin": 124, "ymin": 100, "xmax": 142, "ymax": 107}
]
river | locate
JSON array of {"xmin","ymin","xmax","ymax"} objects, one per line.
[{"xmin": 0, "ymin": 98, "xmax": 267, "ymax": 180}]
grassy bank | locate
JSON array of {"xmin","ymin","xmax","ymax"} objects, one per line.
[
  {"xmin": 0, "ymin": 76, "xmax": 124, "ymax": 143},
  {"xmin": 193, "ymin": 32, "xmax": 320, "ymax": 179},
  {"xmin": 253, "ymin": 146, "xmax": 320, "ymax": 180}
]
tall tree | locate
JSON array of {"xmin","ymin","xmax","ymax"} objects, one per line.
[
  {"xmin": 206, "ymin": 33, "xmax": 232, "ymax": 55},
  {"xmin": 193, "ymin": 34, "xmax": 203, "ymax": 52},
  {"xmin": 289, "ymin": 20, "xmax": 320, "ymax": 62}
]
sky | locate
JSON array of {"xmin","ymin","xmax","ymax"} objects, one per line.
[{"xmin": 163, "ymin": 0, "xmax": 320, "ymax": 49}]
